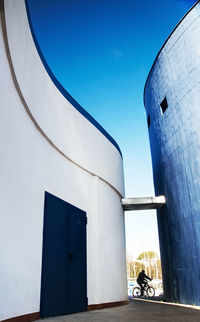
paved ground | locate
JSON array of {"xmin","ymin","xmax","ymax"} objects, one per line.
[{"xmin": 36, "ymin": 298, "xmax": 200, "ymax": 322}]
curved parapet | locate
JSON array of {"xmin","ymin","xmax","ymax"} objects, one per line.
[
  {"xmin": 25, "ymin": 0, "xmax": 122, "ymax": 159},
  {"xmin": 144, "ymin": 1, "xmax": 200, "ymax": 305},
  {"xmin": 4, "ymin": 0, "xmax": 124, "ymax": 197},
  {"xmin": 0, "ymin": 0, "xmax": 127, "ymax": 320}
]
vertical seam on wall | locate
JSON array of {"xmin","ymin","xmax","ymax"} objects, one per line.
[{"xmin": 0, "ymin": 0, "xmax": 123, "ymax": 199}]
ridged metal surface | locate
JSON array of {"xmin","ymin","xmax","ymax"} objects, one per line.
[{"xmin": 144, "ymin": 2, "xmax": 200, "ymax": 305}]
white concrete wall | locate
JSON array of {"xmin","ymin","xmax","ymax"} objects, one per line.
[
  {"xmin": 6, "ymin": 0, "xmax": 124, "ymax": 196},
  {"xmin": 0, "ymin": 0, "xmax": 127, "ymax": 320}
]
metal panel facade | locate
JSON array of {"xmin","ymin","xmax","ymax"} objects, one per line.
[{"xmin": 144, "ymin": 2, "xmax": 200, "ymax": 305}]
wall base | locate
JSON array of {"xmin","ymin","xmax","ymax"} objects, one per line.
[
  {"xmin": 2, "ymin": 312, "xmax": 40, "ymax": 322},
  {"xmin": 2, "ymin": 300, "xmax": 129, "ymax": 321},
  {"xmin": 88, "ymin": 299, "xmax": 129, "ymax": 310}
]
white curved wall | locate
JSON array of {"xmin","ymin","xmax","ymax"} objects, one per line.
[
  {"xmin": 0, "ymin": 0, "xmax": 127, "ymax": 320},
  {"xmin": 5, "ymin": 0, "xmax": 124, "ymax": 196}
]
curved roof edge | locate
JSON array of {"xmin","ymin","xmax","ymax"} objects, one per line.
[
  {"xmin": 143, "ymin": 0, "xmax": 200, "ymax": 108},
  {"xmin": 24, "ymin": 0, "xmax": 122, "ymax": 158}
]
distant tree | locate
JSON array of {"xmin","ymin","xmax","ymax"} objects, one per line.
[
  {"xmin": 127, "ymin": 251, "xmax": 162, "ymax": 280},
  {"xmin": 126, "ymin": 257, "xmax": 144, "ymax": 279},
  {"xmin": 136, "ymin": 251, "xmax": 162, "ymax": 279},
  {"xmin": 137, "ymin": 251, "xmax": 158, "ymax": 261}
]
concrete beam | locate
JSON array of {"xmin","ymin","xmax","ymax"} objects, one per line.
[{"xmin": 121, "ymin": 195, "xmax": 166, "ymax": 211}]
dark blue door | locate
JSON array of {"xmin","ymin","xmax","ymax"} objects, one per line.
[{"xmin": 40, "ymin": 192, "xmax": 87, "ymax": 318}]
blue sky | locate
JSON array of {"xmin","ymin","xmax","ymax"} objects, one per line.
[{"xmin": 27, "ymin": 0, "xmax": 197, "ymax": 258}]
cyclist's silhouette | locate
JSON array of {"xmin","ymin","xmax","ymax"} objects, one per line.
[{"xmin": 137, "ymin": 270, "xmax": 152, "ymax": 296}]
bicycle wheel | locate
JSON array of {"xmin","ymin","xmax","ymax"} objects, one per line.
[
  {"xmin": 132, "ymin": 287, "xmax": 141, "ymax": 298},
  {"xmin": 146, "ymin": 286, "xmax": 155, "ymax": 297}
]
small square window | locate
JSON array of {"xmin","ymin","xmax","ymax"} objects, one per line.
[
  {"xmin": 147, "ymin": 114, "xmax": 151, "ymax": 128},
  {"xmin": 160, "ymin": 97, "xmax": 168, "ymax": 114}
]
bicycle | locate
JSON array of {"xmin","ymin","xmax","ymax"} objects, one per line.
[{"xmin": 132, "ymin": 282, "xmax": 155, "ymax": 298}]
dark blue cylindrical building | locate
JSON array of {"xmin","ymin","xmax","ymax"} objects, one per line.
[{"xmin": 144, "ymin": 1, "xmax": 200, "ymax": 305}]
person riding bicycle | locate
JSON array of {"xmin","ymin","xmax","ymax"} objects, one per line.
[{"xmin": 136, "ymin": 270, "xmax": 152, "ymax": 296}]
